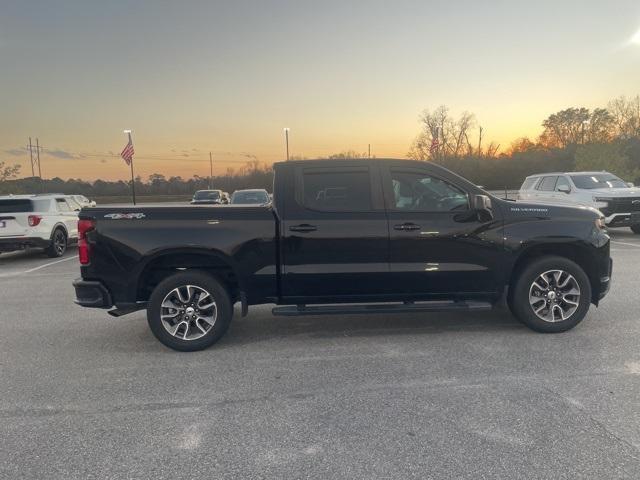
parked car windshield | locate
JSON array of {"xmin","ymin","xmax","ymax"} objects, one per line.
[
  {"xmin": 570, "ymin": 174, "xmax": 627, "ymax": 189},
  {"xmin": 520, "ymin": 177, "xmax": 539, "ymax": 190},
  {"xmin": 193, "ymin": 191, "xmax": 220, "ymax": 200},
  {"xmin": 231, "ymin": 191, "xmax": 269, "ymax": 204}
]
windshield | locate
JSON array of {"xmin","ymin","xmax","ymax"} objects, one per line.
[
  {"xmin": 193, "ymin": 191, "xmax": 220, "ymax": 200},
  {"xmin": 0, "ymin": 199, "xmax": 33, "ymax": 213},
  {"xmin": 231, "ymin": 191, "xmax": 269, "ymax": 204},
  {"xmin": 570, "ymin": 174, "xmax": 627, "ymax": 189}
]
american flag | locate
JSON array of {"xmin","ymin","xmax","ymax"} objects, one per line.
[
  {"xmin": 429, "ymin": 133, "xmax": 440, "ymax": 154},
  {"xmin": 121, "ymin": 139, "xmax": 134, "ymax": 166}
]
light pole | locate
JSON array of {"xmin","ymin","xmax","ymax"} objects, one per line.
[
  {"xmin": 209, "ymin": 152, "xmax": 213, "ymax": 189},
  {"xmin": 284, "ymin": 128, "xmax": 290, "ymax": 161}
]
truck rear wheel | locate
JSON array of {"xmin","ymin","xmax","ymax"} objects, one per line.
[
  {"xmin": 510, "ymin": 256, "xmax": 591, "ymax": 333},
  {"xmin": 630, "ymin": 224, "xmax": 640, "ymax": 234},
  {"xmin": 147, "ymin": 270, "xmax": 232, "ymax": 351}
]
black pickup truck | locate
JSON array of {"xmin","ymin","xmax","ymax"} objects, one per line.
[{"xmin": 73, "ymin": 159, "xmax": 612, "ymax": 351}]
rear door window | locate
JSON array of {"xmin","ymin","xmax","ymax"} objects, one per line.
[
  {"xmin": 32, "ymin": 199, "xmax": 52, "ymax": 212},
  {"xmin": 537, "ymin": 176, "xmax": 558, "ymax": 191},
  {"xmin": 299, "ymin": 167, "xmax": 372, "ymax": 212},
  {"xmin": 555, "ymin": 176, "xmax": 571, "ymax": 192}
]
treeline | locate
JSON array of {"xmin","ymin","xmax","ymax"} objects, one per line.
[
  {"xmin": 408, "ymin": 95, "xmax": 640, "ymax": 188},
  {"xmin": 2, "ymin": 95, "xmax": 640, "ymax": 194},
  {"xmin": 0, "ymin": 161, "xmax": 275, "ymax": 197}
]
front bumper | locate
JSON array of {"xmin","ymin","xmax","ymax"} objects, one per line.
[
  {"xmin": 73, "ymin": 278, "xmax": 113, "ymax": 308},
  {"xmin": 598, "ymin": 258, "xmax": 613, "ymax": 301},
  {"xmin": 605, "ymin": 212, "xmax": 640, "ymax": 228},
  {"xmin": 0, "ymin": 236, "xmax": 50, "ymax": 252}
]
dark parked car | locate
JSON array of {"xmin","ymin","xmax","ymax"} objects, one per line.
[
  {"xmin": 231, "ymin": 189, "xmax": 270, "ymax": 205},
  {"xmin": 74, "ymin": 159, "xmax": 611, "ymax": 351},
  {"xmin": 190, "ymin": 190, "xmax": 227, "ymax": 205}
]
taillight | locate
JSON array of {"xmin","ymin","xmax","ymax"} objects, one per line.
[
  {"xmin": 28, "ymin": 215, "xmax": 42, "ymax": 227},
  {"xmin": 78, "ymin": 219, "xmax": 95, "ymax": 265}
]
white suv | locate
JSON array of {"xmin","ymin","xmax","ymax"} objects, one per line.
[
  {"xmin": 518, "ymin": 171, "xmax": 640, "ymax": 233},
  {"xmin": 0, "ymin": 195, "xmax": 79, "ymax": 257}
]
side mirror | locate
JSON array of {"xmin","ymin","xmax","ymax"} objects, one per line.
[
  {"xmin": 627, "ymin": 182, "xmax": 635, "ymax": 188},
  {"xmin": 473, "ymin": 194, "xmax": 493, "ymax": 220},
  {"xmin": 557, "ymin": 185, "xmax": 571, "ymax": 194}
]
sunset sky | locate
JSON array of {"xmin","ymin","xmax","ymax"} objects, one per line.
[{"xmin": 1, "ymin": 0, "xmax": 640, "ymax": 181}]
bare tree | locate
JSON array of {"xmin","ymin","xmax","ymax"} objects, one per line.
[
  {"xmin": 608, "ymin": 95, "xmax": 640, "ymax": 139},
  {"xmin": 485, "ymin": 142, "xmax": 500, "ymax": 157},
  {"xmin": 408, "ymin": 106, "xmax": 476, "ymax": 160},
  {"xmin": 507, "ymin": 137, "xmax": 537, "ymax": 155}
]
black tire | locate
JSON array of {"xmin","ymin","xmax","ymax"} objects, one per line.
[
  {"xmin": 147, "ymin": 270, "xmax": 232, "ymax": 351},
  {"xmin": 45, "ymin": 228, "xmax": 67, "ymax": 258},
  {"xmin": 510, "ymin": 256, "xmax": 592, "ymax": 333},
  {"xmin": 630, "ymin": 224, "xmax": 640, "ymax": 234}
]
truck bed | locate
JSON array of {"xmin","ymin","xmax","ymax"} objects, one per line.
[{"xmin": 79, "ymin": 205, "xmax": 279, "ymax": 307}]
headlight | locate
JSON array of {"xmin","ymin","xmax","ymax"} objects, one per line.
[
  {"xmin": 593, "ymin": 196, "xmax": 612, "ymax": 209},
  {"xmin": 595, "ymin": 217, "xmax": 607, "ymax": 230}
]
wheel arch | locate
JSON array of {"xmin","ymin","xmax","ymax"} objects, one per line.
[
  {"xmin": 508, "ymin": 242, "xmax": 600, "ymax": 304},
  {"xmin": 136, "ymin": 247, "xmax": 242, "ymax": 303},
  {"xmin": 50, "ymin": 222, "xmax": 69, "ymax": 238}
]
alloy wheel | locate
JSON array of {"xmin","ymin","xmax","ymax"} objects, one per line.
[
  {"xmin": 54, "ymin": 230, "xmax": 66, "ymax": 255},
  {"xmin": 528, "ymin": 269, "xmax": 581, "ymax": 322},
  {"xmin": 160, "ymin": 285, "xmax": 217, "ymax": 340}
]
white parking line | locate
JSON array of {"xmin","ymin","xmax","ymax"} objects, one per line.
[
  {"xmin": 0, "ymin": 256, "xmax": 77, "ymax": 278},
  {"xmin": 611, "ymin": 240, "xmax": 640, "ymax": 248}
]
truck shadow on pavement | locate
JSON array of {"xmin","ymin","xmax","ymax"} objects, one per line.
[
  {"xmin": 185, "ymin": 307, "xmax": 526, "ymax": 352},
  {"xmin": 96, "ymin": 308, "xmax": 525, "ymax": 353}
]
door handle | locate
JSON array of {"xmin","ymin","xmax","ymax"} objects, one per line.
[
  {"xmin": 289, "ymin": 224, "xmax": 317, "ymax": 232},
  {"xmin": 394, "ymin": 223, "xmax": 420, "ymax": 231}
]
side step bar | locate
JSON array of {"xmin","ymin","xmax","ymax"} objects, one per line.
[
  {"xmin": 108, "ymin": 303, "xmax": 147, "ymax": 317},
  {"xmin": 272, "ymin": 301, "xmax": 492, "ymax": 317}
]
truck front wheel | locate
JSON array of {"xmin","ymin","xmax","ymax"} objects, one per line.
[
  {"xmin": 510, "ymin": 256, "xmax": 592, "ymax": 333},
  {"xmin": 147, "ymin": 271, "xmax": 232, "ymax": 351}
]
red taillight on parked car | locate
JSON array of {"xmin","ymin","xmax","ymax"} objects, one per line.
[
  {"xmin": 28, "ymin": 215, "xmax": 42, "ymax": 227},
  {"xmin": 78, "ymin": 219, "xmax": 95, "ymax": 265}
]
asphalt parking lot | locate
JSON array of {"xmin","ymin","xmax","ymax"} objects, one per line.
[{"xmin": 1, "ymin": 232, "xmax": 639, "ymax": 479}]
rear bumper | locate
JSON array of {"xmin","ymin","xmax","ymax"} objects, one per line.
[
  {"xmin": 73, "ymin": 278, "xmax": 113, "ymax": 308},
  {"xmin": 0, "ymin": 236, "xmax": 50, "ymax": 252}
]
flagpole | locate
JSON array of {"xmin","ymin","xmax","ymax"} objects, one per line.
[{"xmin": 124, "ymin": 130, "xmax": 136, "ymax": 205}]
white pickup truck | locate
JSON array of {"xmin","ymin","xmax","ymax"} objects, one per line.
[
  {"xmin": 518, "ymin": 171, "xmax": 640, "ymax": 233},
  {"xmin": 0, "ymin": 195, "xmax": 79, "ymax": 257}
]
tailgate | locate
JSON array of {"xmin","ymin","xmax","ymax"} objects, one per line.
[{"xmin": 0, "ymin": 215, "xmax": 29, "ymax": 237}]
